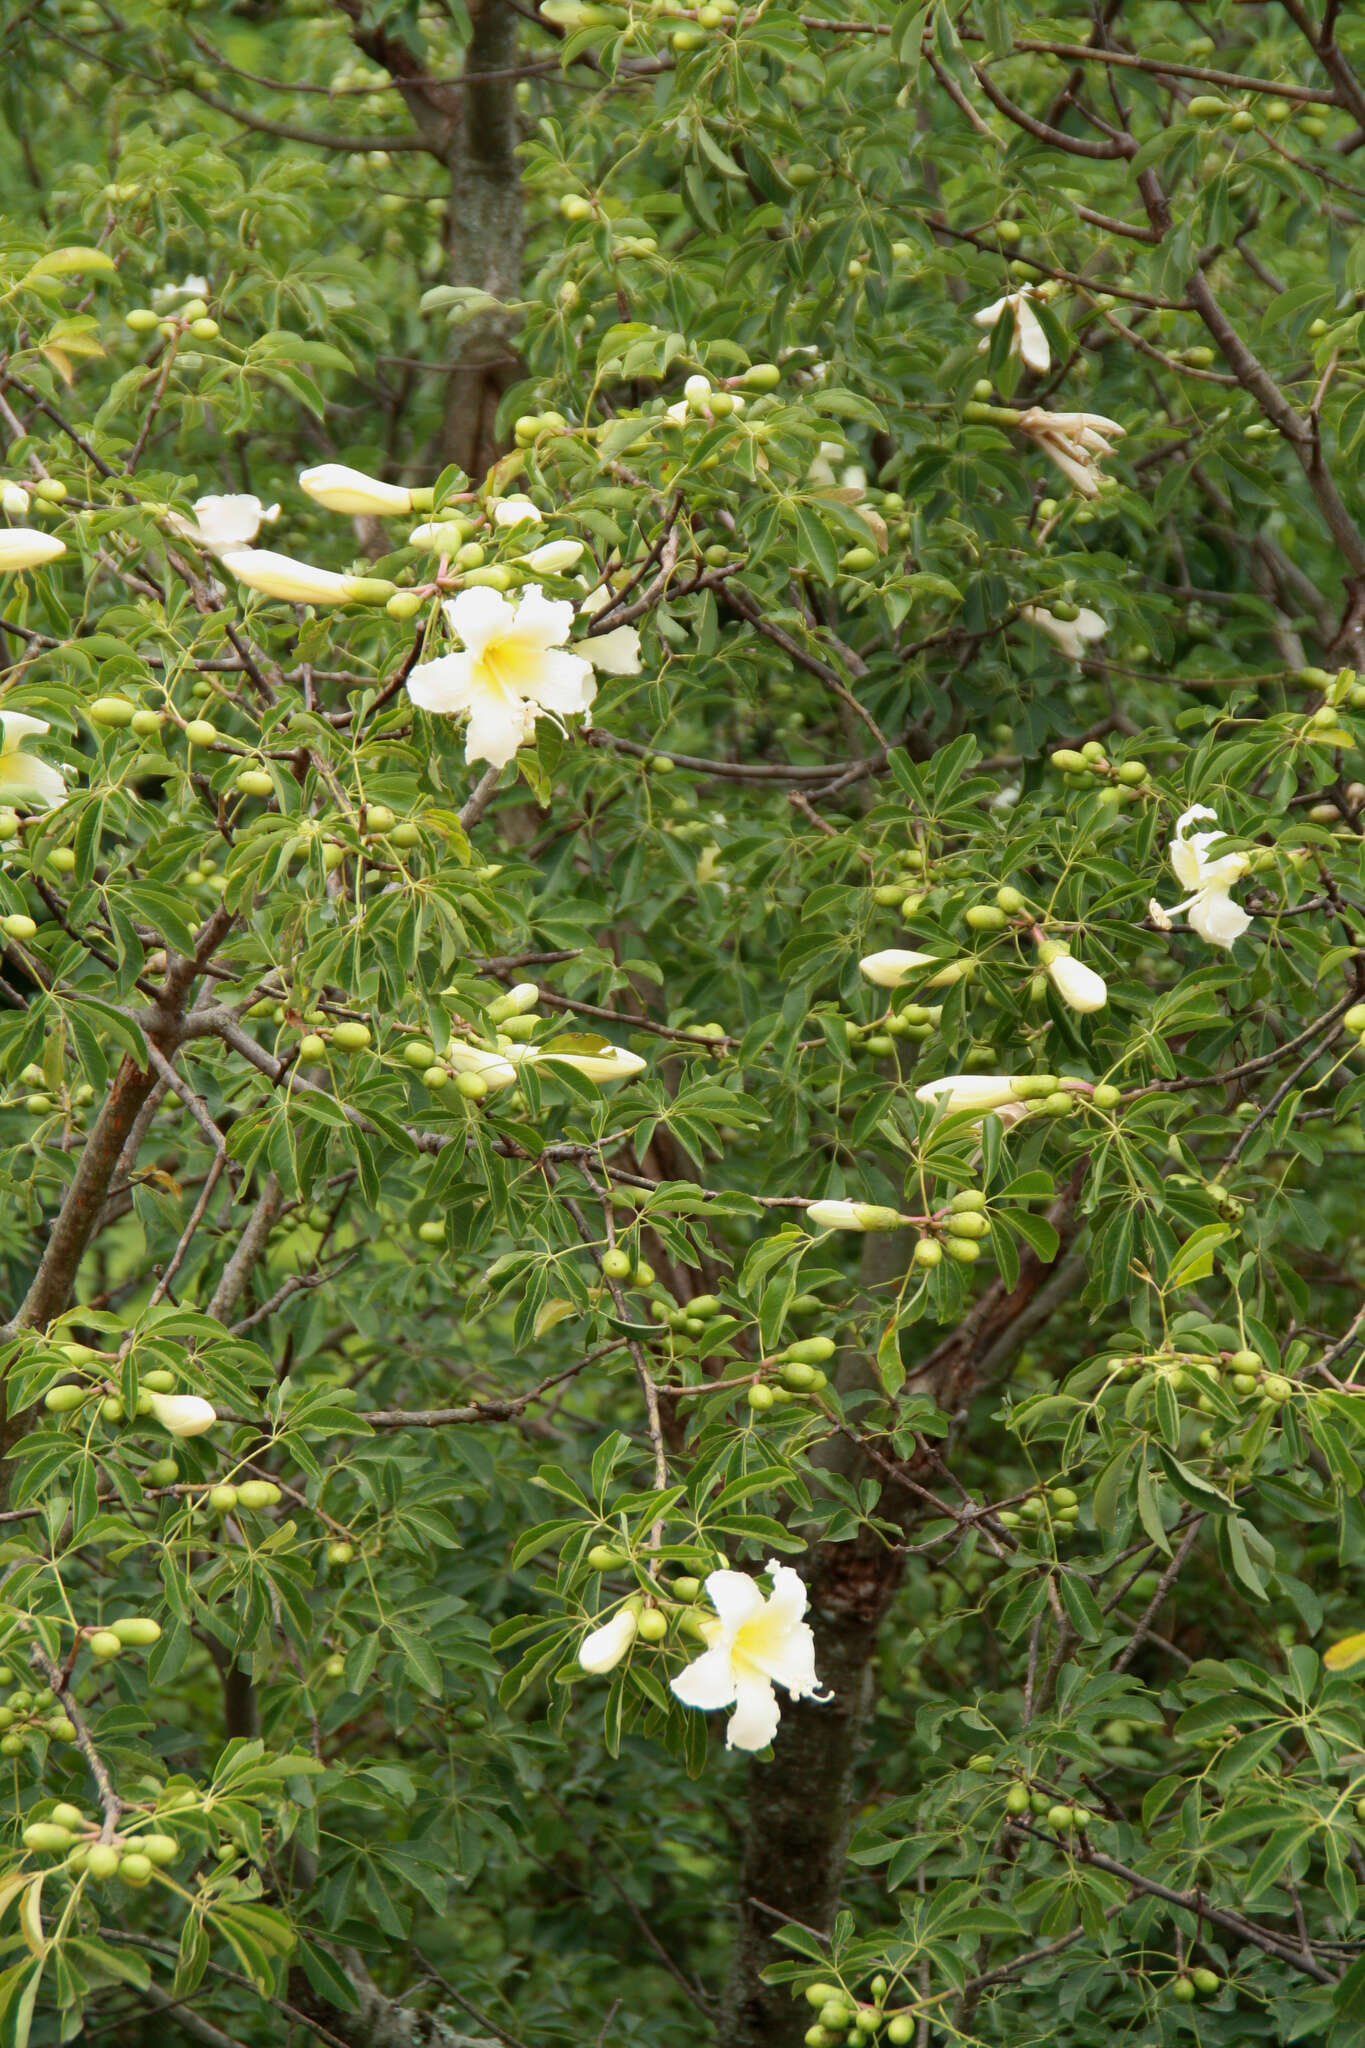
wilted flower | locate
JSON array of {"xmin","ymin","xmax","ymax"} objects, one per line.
[
  {"xmin": 805, "ymin": 1200, "xmax": 904, "ymax": 1231},
  {"xmin": 220, "ymin": 548, "xmax": 386, "ymax": 607},
  {"xmin": 299, "ymin": 464, "xmax": 416, "ymax": 516},
  {"xmin": 0, "ymin": 713, "xmax": 66, "ymax": 810},
  {"xmin": 407, "ymin": 586, "xmax": 596, "ymax": 770},
  {"xmin": 1149, "ymin": 804, "xmax": 1251, "ymax": 950},
  {"xmin": 1016, "ymin": 407, "xmax": 1124, "ymax": 498},
  {"xmin": 0, "ymin": 530, "xmax": 65, "ymax": 573},
  {"xmin": 1, "ymin": 483, "xmax": 30, "ymax": 518},
  {"xmin": 150, "ymin": 273, "xmax": 209, "ymax": 310},
  {"xmin": 167, "ymin": 494, "xmax": 279, "ymax": 554},
  {"xmin": 670, "ymin": 1562, "xmax": 822, "ymax": 1751},
  {"xmin": 579, "ymin": 1605, "xmax": 638, "ymax": 1675},
  {"xmin": 520, "ymin": 539, "xmax": 585, "ymax": 575},
  {"xmin": 491, "ymin": 495, "xmax": 543, "ymax": 528},
  {"xmin": 147, "ymin": 1391, "xmax": 216, "ymax": 1438},
  {"xmin": 1039, "ymin": 941, "xmax": 1107, "ymax": 1014},
  {"xmin": 1020, "ymin": 604, "xmax": 1107, "ymax": 664},
  {"xmin": 974, "ymin": 284, "xmax": 1050, "ymax": 375}
]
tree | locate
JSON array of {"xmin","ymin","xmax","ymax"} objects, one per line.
[{"xmin": 2, "ymin": 0, "xmax": 1365, "ymax": 2041}]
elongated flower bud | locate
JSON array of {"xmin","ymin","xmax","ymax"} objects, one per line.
[
  {"xmin": 579, "ymin": 1605, "xmax": 638, "ymax": 1674},
  {"xmin": 1039, "ymin": 941, "xmax": 1107, "ymax": 1014},
  {"xmin": 220, "ymin": 548, "xmax": 391, "ymax": 607},
  {"xmin": 0, "ymin": 530, "xmax": 65, "ymax": 572},
  {"xmin": 299, "ymin": 464, "xmax": 416, "ymax": 516},
  {"xmin": 520, "ymin": 539, "xmax": 585, "ymax": 574},
  {"xmin": 509, "ymin": 1040, "xmax": 647, "ymax": 1082},
  {"xmin": 915, "ymin": 1075, "xmax": 1023, "ymax": 1114},
  {"xmin": 487, "ymin": 982, "xmax": 540, "ymax": 1023},
  {"xmin": 146, "ymin": 1391, "xmax": 216, "ymax": 1438},
  {"xmin": 806, "ymin": 1200, "xmax": 904, "ymax": 1231},
  {"xmin": 445, "ymin": 1043, "xmax": 518, "ymax": 1090},
  {"xmin": 859, "ymin": 950, "xmax": 937, "ymax": 987}
]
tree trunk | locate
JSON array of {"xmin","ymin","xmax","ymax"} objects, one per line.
[
  {"xmin": 440, "ymin": 0, "xmax": 524, "ymax": 478},
  {"xmin": 716, "ymin": 1189, "xmax": 1085, "ymax": 2046},
  {"xmin": 718, "ymin": 1531, "xmax": 904, "ymax": 2048}
]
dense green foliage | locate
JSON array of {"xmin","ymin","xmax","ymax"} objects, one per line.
[{"xmin": 4, "ymin": 0, "xmax": 1365, "ymax": 2043}]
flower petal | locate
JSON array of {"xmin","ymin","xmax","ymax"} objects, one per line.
[
  {"xmin": 0, "ymin": 753, "xmax": 66, "ymax": 810},
  {"xmin": 1187, "ymin": 888, "xmax": 1251, "ymax": 950},
  {"xmin": 704, "ymin": 1568, "xmax": 767, "ymax": 1634},
  {"xmin": 463, "ymin": 689, "xmax": 533, "ymax": 769},
  {"xmin": 506, "ymin": 584, "xmax": 577, "ymax": 655},
  {"xmin": 407, "ymin": 652, "xmax": 477, "ymax": 717},
  {"xmin": 581, "ymin": 625, "xmax": 642, "ymax": 676},
  {"xmin": 669, "ymin": 1644, "xmax": 738, "ymax": 1713},
  {"xmin": 444, "ymin": 585, "xmax": 515, "ymax": 659},
  {"xmin": 519, "ymin": 647, "xmax": 595, "ymax": 716},
  {"xmin": 579, "ymin": 1607, "xmax": 637, "ymax": 1675},
  {"xmin": 0, "ymin": 712, "xmax": 51, "ymax": 748},
  {"xmin": 725, "ymin": 1671, "xmax": 782, "ymax": 1751},
  {"xmin": 1015, "ymin": 299, "xmax": 1051, "ymax": 375}
]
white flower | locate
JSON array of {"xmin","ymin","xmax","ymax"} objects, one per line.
[
  {"xmin": 147, "ymin": 1391, "xmax": 216, "ymax": 1438},
  {"xmin": 0, "ymin": 713, "xmax": 66, "ymax": 810},
  {"xmin": 150, "ymin": 273, "xmax": 209, "ymax": 310},
  {"xmin": 1040, "ymin": 944, "xmax": 1107, "ymax": 1014},
  {"xmin": 407, "ymin": 586, "xmax": 595, "ymax": 770},
  {"xmin": 220, "ymin": 548, "xmax": 373, "ymax": 606},
  {"xmin": 491, "ymin": 495, "xmax": 543, "ymax": 528},
  {"xmin": 696, "ymin": 842, "xmax": 724, "ymax": 888},
  {"xmin": 299, "ymin": 464, "xmax": 415, "ymax": 516},
  {"xmin": 1020, "ymin": 604, "xmax": 1107, "ymax": 664},
  {"xmin": 580, "ymin": 624, "xmax": 641, "ymax": 676},
  {"xmin": 167, "ymin": 494, "xmax": 279, "ymax": 554},
  {"xmin": 520, "ymin": 539, "xmax": 585, "ymax": 574},
  {"xmin": 974, "ymin": 285, "xmax": 1050, "ymax": 375},
  {"xmin": 579, "ymin": 1606, "xmax": 638, "ymax": 1675},
  {"xmin": 670, "ymin": 1561, "xmax": 822, "ymax": 1752},
  {"xmin": 1, "ymin": 483, "xmax": 30, "ymax": 518},
  {"xmin": 507, "ymin": 1039, "xmax": 647, "ymax": 1083},
  {"xmin": 805, "ymin": 1200, "xmax": 904, "ymax": 1231},
  {"xmin": 1016, "ymin": 407, "xmax": 1124, "ymax": 498},
  {"xmin": 1149, "ymin": 804, "xmax": 1252, "ymax": 950},
  {"xmin": 915, "ymin": 1074, "xmax": 1023, "ymax": 1114},
  {"xmin": 0, "ymin": 530, "xmax": 65, "ymax": 573},
  {"xmin": 807, "ymin": 440, "xmax": 846, "ymax": 488}
]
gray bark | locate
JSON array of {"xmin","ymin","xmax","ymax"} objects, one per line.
[{"xmin": 439, "ymin": 0, "xmax": 525, "ymax": 477}]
